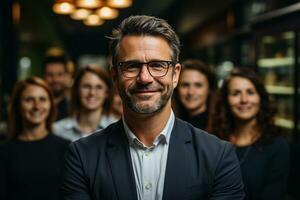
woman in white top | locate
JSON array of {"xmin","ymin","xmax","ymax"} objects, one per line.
[{"xmin": 54, "ymin": 65, "xmax": 117, "ymax": 141}]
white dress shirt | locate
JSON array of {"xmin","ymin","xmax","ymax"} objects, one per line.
[{"xmin": 123, "ymin": 111, "xmax": 175, "ymax": 200}]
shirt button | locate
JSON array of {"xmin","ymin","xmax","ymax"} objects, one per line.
[
  {"xmin": 145, "ymin": 182, "xmax": 152, "ymax": 190},
  {"xmin": 144, "ymin": 151, "xmax": 149, "ymax": 157}
]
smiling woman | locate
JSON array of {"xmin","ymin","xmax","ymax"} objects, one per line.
[
  {"xmin": 173, "ymin": 59, "xmax": 217, "ymax": 130},
  {"xmin": 8, "ymin": 77, "xmax": 56, "ymax": 139},
  {"xmin": 0, "ymin": 76, "xmax": 70, "ymax": 200},
  {"xmin": 208, "ymin": 67, "xmax": 290, "ymax": 200},
  {"xmin": 227, "ymin": 77, "xmax": 261, "ymax": 123},
  {"xmin": 53, "ymin": 65, "xmax": 118, "ymax": 141}
]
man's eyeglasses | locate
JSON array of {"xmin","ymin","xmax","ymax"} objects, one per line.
[{"xmin": 117, "ymin": 60, "xmax": 175, "ymax": 78}]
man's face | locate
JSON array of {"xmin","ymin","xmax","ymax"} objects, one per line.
[
  {"xmin": 44, "ymin": 63, "xmax": 67, "ymax": 97},
  {"xmin": 112, "ymin": 35, "xmax": 181, "ymax": 115}
]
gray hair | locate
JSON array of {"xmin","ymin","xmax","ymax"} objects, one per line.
[{"xmin": 109, "ymin": 15, "xmax": 180, "ymax": 66}]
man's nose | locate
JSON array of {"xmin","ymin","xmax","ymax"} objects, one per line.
[
  {"xmin": 136, "ymin": 65, "xmax": 153, "ymax": 83},
  {"xmin": 53, "ymin": 75, "xmax": 61, "ymax": 82}
]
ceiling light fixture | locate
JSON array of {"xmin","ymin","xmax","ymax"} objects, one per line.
[
  {"xmin": 84, "ymin": 14, "xmax": 104, "ymax": 26},
  {"xmin": 70, "ymin": 8, "xmax": 91, "ymax": 20},
  {"xmin": 107, "ymin": 0, "xmax": 132, "ymax": 8},
  {"xmin": 53, "ymin": 0, "xmax": 75, "ymax": 15},
  {"xmin": 53, "ymin": 0, "xmax": 133, "ymax": 26},
  {"xmin": 97, "ymin": 6, "xmax": 119, "ymax": 20},
  {"xmin": 76, "ymin": 0, "xmax": 102, "ymax": 9}
]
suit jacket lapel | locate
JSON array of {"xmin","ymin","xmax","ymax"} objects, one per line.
[
  {"xmin": 106, "ymin": 120, "xmax": 138, "ymax": 200},
  {"xmin": 163, "ymin": 119, "xmax": 192, "ymax": 200}
]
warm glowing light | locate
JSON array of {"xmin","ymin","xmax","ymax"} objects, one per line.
[
  {"xmin": 53, "ymin": 2, "xmax": 75, "ymax": 14},
  {"xmin": 46, "ymin": 47, "xmax": 65, "ymax": 57},
  {"xmin": 77, "ymin": 0, "xmax": 102, "ymax": 9},
  {"xmin": 84, "ymin": 14, "xmax": 104, "ymax": 26},
  {"xmin": 97, "ymin": 7, "xmax": 119, "ymax": 20},
  {"xmin": 70, "ymin": 8, "xmax": 91, "ymax": 20},
  {"xmin": 12, "ymin": 2, "xmax": 21, "ymax": 24},
  {"xmin": 107, "ymin": 0, "xmax": 132, "ymax": 8}
]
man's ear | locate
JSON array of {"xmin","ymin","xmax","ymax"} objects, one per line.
[{"xmin": 173, "ymin": 63, "xmax": 181, "ymax": 88}]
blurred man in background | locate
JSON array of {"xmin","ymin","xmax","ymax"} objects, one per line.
[{"xmin": 43, "ymin": 55, "xmax": 71, "ymax": 121}]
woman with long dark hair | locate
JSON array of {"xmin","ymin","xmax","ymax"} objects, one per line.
[
  {"xmin": 173, "ymin": 59, "xmax": 217, "ymax": 130},
  {"xmin": 209, "ymin": 67, "xmax": 289, "ymax": 200},
  {"xmin": 0, "ymin": 77, "xmax": 69, "ymax": 200}
]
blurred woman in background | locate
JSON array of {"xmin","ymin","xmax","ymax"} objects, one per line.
[
  {"xmin": 54, "ymin": 65, "xmax": 117, "ymax": 141},
  {"xmin": 173, "ymin": 59, "xmax": 217, "ymax": 130},
  {"xmin": 208, "ymin": 67, "xmax": 289, "ymax": 200},
  {"xmin": 0, "ymin": 77, "xmax": 69, "ymax": 200}
]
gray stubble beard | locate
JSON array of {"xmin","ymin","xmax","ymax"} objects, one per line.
[{"xmin": 120, "ymin": 86, "xmax": 173, "ymax": 115}]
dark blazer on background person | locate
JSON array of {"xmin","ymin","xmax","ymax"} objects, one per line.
[{"xmin": 62, "ymin": 118, "xmax": 244, "ymax": 200}]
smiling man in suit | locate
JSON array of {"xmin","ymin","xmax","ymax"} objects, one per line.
[{"xmin": 62, "ymin": 15, "xmax": 245, "ymax": 200}]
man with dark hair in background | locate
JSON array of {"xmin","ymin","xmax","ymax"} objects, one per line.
[
  {"xmin": 62, "ymin": 15, "xmax": 245, "ymax": 200},
  {"xmin": 43, "ymin": 55, "xmax": 71, "ymax": 121}
]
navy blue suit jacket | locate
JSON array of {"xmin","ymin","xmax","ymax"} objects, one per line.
[{"xmin": 62, "ymin": 118, "xmax": 245, "ymax": 200}]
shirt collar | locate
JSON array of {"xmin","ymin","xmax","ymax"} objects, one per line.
[
  {"xmin": 68, "ymin": 116, "xmax": 113, "ymax": 134},
  {"xmin": 122, "ymin": 111, "xmax": 175, "ymax": 149},
  {"xmin": 66, "ymin": 117, "xmax": 81, "ymax": 134}
]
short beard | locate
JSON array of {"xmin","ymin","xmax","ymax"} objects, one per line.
[
  {"xmin": 120, "ymin": 86, "xmax": 173, "ymax": 115},
  {"xmin": 52, "ymin": 88, "xmax": 66, "ymax": 98}
]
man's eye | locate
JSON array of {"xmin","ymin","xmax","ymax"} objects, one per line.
[
  {"xmin": 149, "ymin": 62, "xmax": 165, "ymax": 68},
  {"xmin": 125, "ymin": 63, "xmax": 140, "ymax": 70}
]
